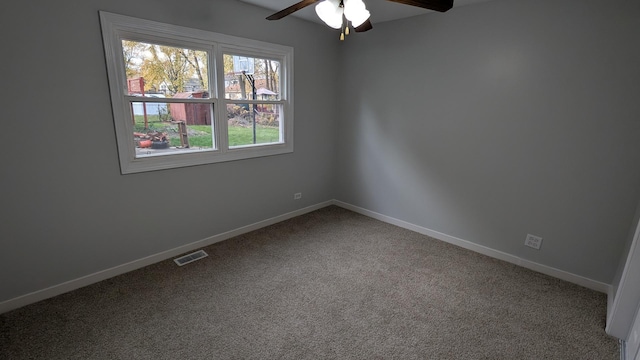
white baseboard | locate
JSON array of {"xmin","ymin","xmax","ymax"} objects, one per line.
[
  {"xmin": 0, "ymin": 201, "xmax": 333, "ymax": 314},
  {"xmin": 1, "ymin": 199, "xmax": 612, "ymax": 315},
  {"xmin": 333, "ymin": 200, "xmax": 611, "ymax": 294}
]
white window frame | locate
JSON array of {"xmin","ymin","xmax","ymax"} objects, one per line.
[{"xmin": 100, "ymin": 12, "xmax": 293, "ymax": 174}]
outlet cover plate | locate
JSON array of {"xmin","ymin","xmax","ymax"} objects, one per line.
[{"xmin": 525, "ymin": 234, "xmax": 543, "ymax": 250}]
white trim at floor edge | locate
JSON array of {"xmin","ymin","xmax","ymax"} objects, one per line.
[
  {"xmin": 0, "ymin": 201, "xmax": 333, "ymax": 314},
  {"xmin": 333, "ymin": 200, "xmax": 611, "ymax": 294}
]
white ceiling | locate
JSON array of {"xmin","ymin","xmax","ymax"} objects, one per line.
[{"xmin": 237, "ymin": 0, "xmax": 493, "ymax": 25}]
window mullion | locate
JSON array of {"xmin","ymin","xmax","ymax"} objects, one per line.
[
  {"xmin": 125, "ymin": 96, "xmax": 215, "ymax": 104},
  {"xmin": 215, "ymin": 46, "xmax": 229, "ymax": 153},
  {"xmin": 225, "ymin": 100, "xmax": 285, "ymax": 105}
]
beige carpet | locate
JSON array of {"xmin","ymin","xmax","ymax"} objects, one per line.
[{"xmin": 0, "ymin": 206, "xmax": 619, "ymax": 359}]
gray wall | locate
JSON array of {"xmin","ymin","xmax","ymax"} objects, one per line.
[
  {"xmin": 2, "ymin": 0, "xmax": 640, "ymax": 305},
  {"xmin": 335, "ymin": 0, "xmax": 640, "ymax": 283},
  {"xmin": 0, "ymin": 0, "xmax": 340, "ymax": 303}
]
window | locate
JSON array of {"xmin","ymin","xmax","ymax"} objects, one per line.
[
  {"xmin": 100, "ymin": 12, "xmax": 293, "ymax": 174},
  {"xmin": 223, "ymin": 53, "xmax": 282, "ymax": 147}
]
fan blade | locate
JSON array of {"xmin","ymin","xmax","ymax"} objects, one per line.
[
  {"xmin": 266, "ymin": 0, "xmax": 321, "ymax": 20},
  {"xmin": 354, "ymin": 19, "xmax": 373, "ymax": 32},
  {"xmin": 385, "ymin": 0, "xmax": 453, "ymax": 12}
]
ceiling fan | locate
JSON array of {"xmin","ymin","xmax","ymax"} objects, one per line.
[{"xmin": 266, "ymin": 0, "xmax": 454, "ymax": 40}]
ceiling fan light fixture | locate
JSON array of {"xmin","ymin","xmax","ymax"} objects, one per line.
[
  {"xmin": 315, "ymin": 0, "xmax": 343, "ymax": 29},
  {"xmin": 343, "ymin": 0, "xmax": 370, "ymax": 27}
]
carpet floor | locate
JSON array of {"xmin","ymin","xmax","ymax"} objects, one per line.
[{"xmin": 0, "ymin": 205, "xmax": 620, "ymax": 359}]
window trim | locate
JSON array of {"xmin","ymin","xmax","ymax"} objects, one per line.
[{"xmin": 100, "ymin": 11, "xmax": 293, "ymax": 174}]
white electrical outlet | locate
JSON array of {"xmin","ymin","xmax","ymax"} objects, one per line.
[
  {"xmin": 525, "ymin": 234, "xmax": 543, "ymax": 250},
  {"xmin": 294, "ymin": 192, "xmax": 302, "ymax": 200}
]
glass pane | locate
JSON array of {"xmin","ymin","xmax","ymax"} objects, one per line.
[
  {"xmin": 223, "ymin": 54, "xmax": 280, "ymax": 100},
  {"xmin": 227, "ymin": 103, "xmax": 282, "ymax": 147},
  {"xmin": 131, "ymin": 101, "xmax": 214, "ymax": 158},
  {"xmin": 122, "ymin": 40, "xmax": 209, "ymax": 96}
]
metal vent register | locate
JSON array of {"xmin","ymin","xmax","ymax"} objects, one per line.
[{"xmin": 174, "ymin": 250, "xmax": 208, "ymax": 266}]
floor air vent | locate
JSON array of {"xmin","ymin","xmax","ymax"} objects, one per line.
[{"xmin": 174, "ymin": 250, "xmax": 208, "ymax": 266}]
